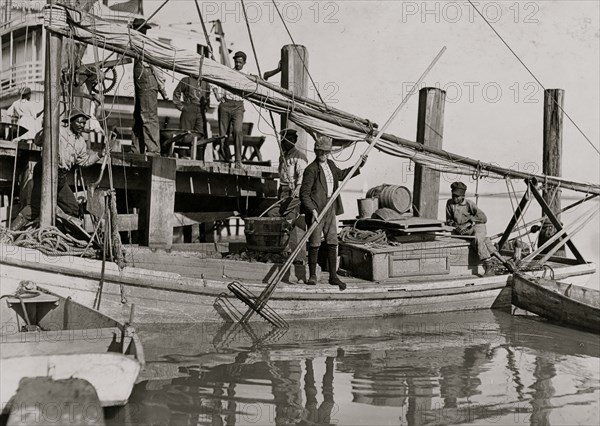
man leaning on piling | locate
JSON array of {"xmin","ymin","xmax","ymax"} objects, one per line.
[
  {"xmin": 300, "ymin": 135, "xmax": 366, "ymax": 290},
  {"xmin": 28, "ymin": 112, "xmax": 104, "ymax": 223}
]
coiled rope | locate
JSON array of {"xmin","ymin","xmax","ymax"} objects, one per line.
[
  {"xmin": 338, "ymin": 227, "xmax": 387, "ymax": 246},
  {"xmin": 0, "ymin": 226, "xmax": 96, "ymax": 257}
]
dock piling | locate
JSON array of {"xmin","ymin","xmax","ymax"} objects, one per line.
[{"xmin": 413, "ymin": 87, "xmax": 445, "ymax": 218}]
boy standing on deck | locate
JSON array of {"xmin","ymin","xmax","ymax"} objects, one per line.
[{"xmin": 300, "ymin": 136, "xmax": 366, "ymax": 290}]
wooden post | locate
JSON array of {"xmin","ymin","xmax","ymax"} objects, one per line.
[
  {"xmin": 40, "ymin": 10, "xmax": 62, "ymax": 227},
  {"xmin": 539, "ymin": 89, "xmax": 565, "ymax": 256},
  {"xmin": 280, "ymin": 45, "xmax": 308, "ymax": 154},
  {"xmin": 146, "ymin": 157, "xmax": 177, "ymax": 249},
  {"xmin": 412, "ymin": 88, "xmax": 445, "ymax": 218}
]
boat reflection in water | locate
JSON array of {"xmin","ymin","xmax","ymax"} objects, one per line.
[{"xmin": 105, "ymin": 310, "xmax": 600, "ymax": 425}]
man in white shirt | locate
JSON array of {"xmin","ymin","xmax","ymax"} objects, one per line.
[
  {"xmin": 6, "ymin": 87, "xmax": 39, "ymax": 139},
  {"xmin": 278, "ymin": 129, "xmax": 307, "ymax": 198}
]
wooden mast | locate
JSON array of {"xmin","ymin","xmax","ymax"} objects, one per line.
[
  {"xmin": 40, "ymin": 0, "xmax": 63, "ymax": 226},
  {"xmin": 539, "ymin": 89, "xmax": 565, "ymax": 255}
]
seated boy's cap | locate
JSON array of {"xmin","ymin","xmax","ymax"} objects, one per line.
[
  {"xmin": 280, "ymin": 128, "xmax": 298, "ymax": 140},
  {"xmin": 314, "ymin": 135, "xmax": 332, "ymax": 151},
  {"xmin": 450, "ymin": 181, "xmax": 467, "ymax": 195},
  {"xmin": 20, "ymin": 87, "xmax": 31, "ymax": 96},
  {"xmin": 233, "ymin": 51, "xmax": 247, "ymax": 61}
]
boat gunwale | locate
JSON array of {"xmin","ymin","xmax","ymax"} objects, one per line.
[
  {"xmin": 513, "ymin": 273, "xmax": 600, "ymax": 312},
  {"xmin": 2, "ymin": 244, "xmax": 595, "ymax": 303}
]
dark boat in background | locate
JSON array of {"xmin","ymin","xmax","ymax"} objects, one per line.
[{"xmin": 512, "ymin": 273, "xmax": 600, "ymax": 334}]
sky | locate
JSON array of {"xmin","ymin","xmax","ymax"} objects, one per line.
[{"xmin": 142, "ymin": 0, "xmax": 599, "ymax": 199}]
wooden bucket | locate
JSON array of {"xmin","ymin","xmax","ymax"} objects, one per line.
[
  {"xmin": 244, "ymin": 217, "xmax": 291, "ymax": 253},
  {"xmin": 357, "ymin": 198, "xmax": 379, "ymax": 218},
  {"xmin": 366, "ymin": 185, "xmax": 412, "ymax": 213}
]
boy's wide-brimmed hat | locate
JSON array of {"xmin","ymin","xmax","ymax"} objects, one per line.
[
  {"xmin": 451, "ymin": 181, "xmax": 467, "ymax": 196},
  {"xmin": 314, "ymin": 135, "xmax": 332, "ymax": 152}
]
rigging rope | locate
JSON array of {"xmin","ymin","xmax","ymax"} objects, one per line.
[
  {"xmin": 46, "ymin": 4, "xmax": 600, "ymax": 196},
  {"xmin": 466, "ymin": 0, "xmax": 599, "ymax": 156},
  {"xmin": 239, "ymin": 0, "xmax": 286, "ymax": 173}
]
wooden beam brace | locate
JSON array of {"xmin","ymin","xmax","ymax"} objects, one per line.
[
  {"xmin": 527, "ymin": 179, "xmax": 585, "ymax": 263},
  {"xmin": 534, "ymin": 208, "xmax": 599, "ymax": 267},
  {"xmin": 497, "ymin": 189, "xmax": 531, "ymax": 251},
  {"xmin": 146, "ymin": 157, "xmax": 177, "ymax": 249},
  {"xmin": 117, "ymin": 212, "xmax": 239, "ymax": 232}
]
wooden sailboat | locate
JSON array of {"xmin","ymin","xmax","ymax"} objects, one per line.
[
  {"xmin": 0, "ymin": 3, "xmax": 598, "ymax": 325},
  {"xmin": 512, "ymin": 273, "xmax": 600, "ymax": 333},
  {"xmin": 0, "ymin": 280, "xmax": 144, "ymax": 412}
]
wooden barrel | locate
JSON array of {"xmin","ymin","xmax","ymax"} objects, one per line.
[
  {"xmin": 244, "ymin": 217, "xmax": 291, "ymax": 253},
  {"xmin": 366, "ymin": 185, "xmax": 412, "ymax": 213},
  {"xmin": 357, "ymin": 198, "xmax": 379, "ymax": 218}
]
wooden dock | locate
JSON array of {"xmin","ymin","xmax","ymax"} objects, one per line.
[{"xmin": 0, "ymin": 139, "xmax": 278, "ymax": 249}]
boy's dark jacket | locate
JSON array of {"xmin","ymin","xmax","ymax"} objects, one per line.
[{"xmin": 300, "ymin": 159, "xmax": 359, "ymax": 219}]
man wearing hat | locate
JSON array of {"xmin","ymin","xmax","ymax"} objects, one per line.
[
  {"xmin": 300, "ymin": 135, "xmax": 367, "ymax": 290},
  {"xmin": 172, "ymin": 74, "xmax": 211, "ymax": 137},
  {"xmin": 446, "ymin": 182, "xmax": 497, "ymax": 276},
  {"xmin": 130, "ymin": 18, "xmax": 168, "ymax": 156},
  {"xmin": 28, "ymin": 111, "xmax": 104, "ymax": 221},
  {"xmin": 216, "ymin": 51, "xmax": 247, "ymax": 167}
]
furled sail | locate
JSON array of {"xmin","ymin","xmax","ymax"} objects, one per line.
[{"xmin": 45, "ymin": 4, "xmax": 600, "ymax": 196}]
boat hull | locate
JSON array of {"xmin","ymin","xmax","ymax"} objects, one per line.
[
  {"xmin": 2, "ymin": 244, "xmax": 596, "ymax": 324},
  {"xmin": 0, "ymin": 353, "xmax": 140, "ymax": 412},
  {"xmin": 512, "ymin": 273, "xmax": 600, "ymax": 333},
  {"xmin": 0, "ymin": 278, "xmax": 144, "ymax": 411}
]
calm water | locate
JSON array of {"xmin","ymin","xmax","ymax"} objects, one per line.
[
  {"xmin": 105, "ymin": 195, "xmax": 599, "ymax": 425},
  {"xmin": 106, "ymin": 311, "xmax": 600, "ymax": 426}
]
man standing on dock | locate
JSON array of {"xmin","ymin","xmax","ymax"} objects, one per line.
[
  {"xmin": 445, "ymin": 182, "xmax": 498, "ymax": 276},
  {"xmin": 300, "ymin": 136, "xmax": 366, "ymax": 290},
  {"xmin": 172, "ymin": 75, "xmax": 211, "ymax": 137},
  {"xmin": 131, "ymin": 18, "xmax": 168, "ymax": 157},
  {"xmin": 217, "ymin": 51, "xmax": 247, "ymax": 168}
]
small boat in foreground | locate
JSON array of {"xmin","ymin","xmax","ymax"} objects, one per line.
[
  {"xmin": 512, "ymin": 273, "xmax": 600, "ymax": 333},
  {"xmin": 0, "ymin": 280, "xmax": 144, "ymax": 413}
]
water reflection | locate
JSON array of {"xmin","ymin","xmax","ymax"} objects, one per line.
[{"xmin": 106, "ymin": 311, "xmax": 599, "ymax": 426}]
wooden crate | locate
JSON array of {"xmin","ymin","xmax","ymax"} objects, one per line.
[{"xmin": 339, "ymin": 238, "xmax": 473, "ymax": 281}]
